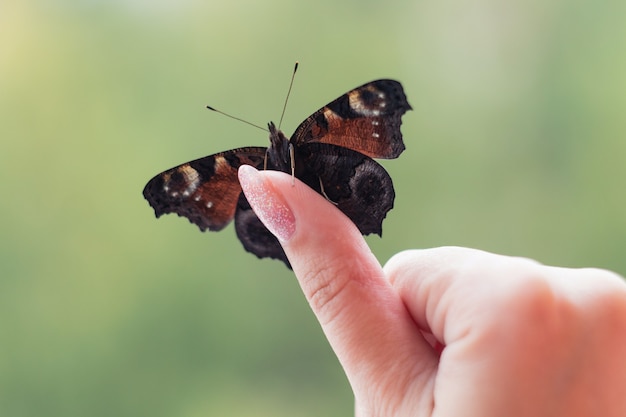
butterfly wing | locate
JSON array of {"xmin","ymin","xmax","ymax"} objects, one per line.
[
  {"xmin": 293, "ymin": 142, "xmax": 395, "ymax": 236},
  {"xmin": 233, "ymin": 141, "xmax": 397, "ymax": 269},
  {"xmin": 290, "ymin": 79, "xmax": 411, "ymax": 159},
  {"xmin": 143, "ymin": 147, "xmax": 267, "ymax": 232},
  {"xmin": 234, "ymin": 193, "xmax": 291, "ymax": 268}
]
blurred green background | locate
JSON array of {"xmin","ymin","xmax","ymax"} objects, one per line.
[{"xmin": 1, "ymin": 0, "xmax": 625, "ymax": 415}]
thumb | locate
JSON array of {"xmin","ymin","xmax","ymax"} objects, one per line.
[{"xmin": 238, "ymin": 165, "xmax": 434, "ymax": 406}]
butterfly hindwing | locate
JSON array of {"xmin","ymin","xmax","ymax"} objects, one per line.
[
  {"xmin": 232, "ymin": 143, "xmax": 396, "ymax": 269},
  {"xmin": 143, "ymin": 147, "xmax": 267, "ymax": 232},
  {"xmin": 234, "ymin": 194, "xmax": 290, "ymax": 267},
  {"xmin": 294, "ymin": 142, "xmax": 395, "ymax": 236},
  {"xmin": 290, "ymin": 79, "xmax": 411, "ymax": 159}
]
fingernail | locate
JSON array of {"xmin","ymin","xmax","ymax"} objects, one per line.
[{"xmin": 238, "ymin": 165, "xmax": 296, "ymax": 242}]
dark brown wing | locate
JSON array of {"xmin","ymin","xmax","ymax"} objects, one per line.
[
  {"xmin": 293, "ymin": 142, "xmax": 395, "ymax": 236},
  {"xmin": 232, "ymin": 141, "xmax": 397, "ymax": 269},
  {"xmin": 234, "ymin": 194, "xmax": 291, "ymax": 268},
  {"xmin": 290, "ymin": 79, "xmax": 411, "ymax": 159},
  {"xmin": 142, "ymin": 147, "xmax": 266, "ymax": 232}
]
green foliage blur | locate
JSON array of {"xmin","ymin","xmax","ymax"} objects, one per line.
[{"xmin": 1, "ymin": 0, "xmax": 625, "ymax": 415}]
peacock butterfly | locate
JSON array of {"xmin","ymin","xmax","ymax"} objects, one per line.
[{"xmin": 143, "ymin": 79, "xmax": 411, "ymax": 268}]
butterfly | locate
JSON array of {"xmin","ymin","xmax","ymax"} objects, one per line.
[{"xmin": 143, "ymin": 79, "xmax": 411, "ymax": 268}]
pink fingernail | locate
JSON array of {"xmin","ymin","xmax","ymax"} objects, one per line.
[{"xmin": 238, "ymin": 165, "xmax": 296, "ymax": 242}]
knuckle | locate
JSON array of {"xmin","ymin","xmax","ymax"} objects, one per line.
[{"xmin": 298, "ymin": 259, "xmax": 354, "ymax": 325}]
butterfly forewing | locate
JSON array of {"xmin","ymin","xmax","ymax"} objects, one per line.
[
  {"xmin": 290, "ymin": 79, "xmax": 411, "ymax": 159},
  {"xmin": 143, "ymin": 147, "xmax": 266, "ymax": 232}
]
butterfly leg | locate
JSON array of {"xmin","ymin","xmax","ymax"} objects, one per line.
[
  {"xmin": 289, "ymin": 143, "xmax": 296, "ymax": 186},
  {"xmin": 318, "ymin": 176, "xmax": 339, "ymax": 205},
  {"xmin": 263, "ymin": 148, "xmax": 270, "ymax": 171}
]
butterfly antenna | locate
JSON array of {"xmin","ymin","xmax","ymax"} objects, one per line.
[
  {"xmin": 205, "ymin": 105, "xmax": 268, "ymax": 132},
  {"xmin": 278, "ymin": 61, "xmax": 299, "ymax": 130}
]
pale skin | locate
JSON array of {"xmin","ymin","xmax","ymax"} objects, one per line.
[{"xmin": 238, "ymin": 165, "xmax": 626, "ymax": 417}]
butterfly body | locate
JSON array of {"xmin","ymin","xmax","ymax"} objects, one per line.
[{"xmin": 143, "ymin": 79, "xmax": 411, "ymax": 268}]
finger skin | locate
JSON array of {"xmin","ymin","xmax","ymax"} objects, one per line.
[{"xmin": 385, "ymin": 247, "xmax": 626, "ymax": 417}]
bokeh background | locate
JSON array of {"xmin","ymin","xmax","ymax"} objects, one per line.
[{"xmin": 1, "ymin": 0, "xmax": 625, "ymax": 415}]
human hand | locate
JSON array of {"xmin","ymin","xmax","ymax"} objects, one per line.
[{"xmin": 238, "ymin": 165, "xmax": 626, "ymax": 417}]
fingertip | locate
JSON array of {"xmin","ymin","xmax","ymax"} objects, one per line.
[
  {"xmin": 238, "ymin": 165, "xmax": 296, "ymax": 242},
  {"xmin": 249, "ymin": 169, "xmax": 373, "ymax": 275},
  {"xmin": 383, "ymin": 249, "xmax": 423, "ymax": 282},
  {"xmin": 384, "ymin": 246, "xmax": 497, "ymax": 283},
  {"xmin": 384, "ymin": 247, "xmax": 465, "ymax": 286}
]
